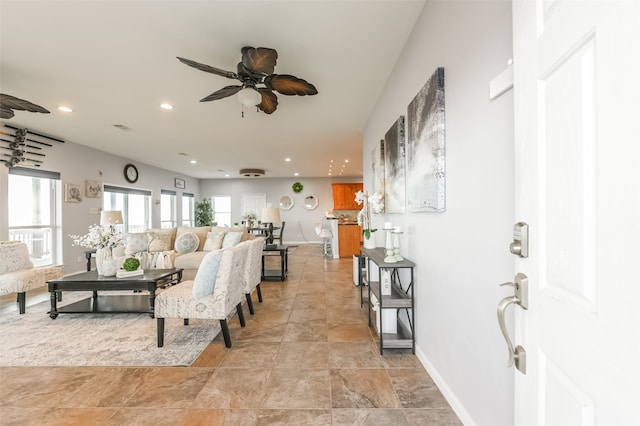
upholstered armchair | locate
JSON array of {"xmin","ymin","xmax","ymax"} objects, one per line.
[
  {"xmin": 0, "ymin": 241, "xmax": 64, "ymax": 314},
  {"xmin": 241, "ymin": 237, "xmax": 266, "ymax": 315},
  {"xmin": 155, "ymin": 243, "xmax": 249, "ymax": 348}
]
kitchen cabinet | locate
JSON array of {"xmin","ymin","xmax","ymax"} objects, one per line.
[
  {"xmin": 332, "ymin": 183, "xmax": 363, "ymax": 210},
  {"xmin": 338, "ymin": 224, "xmax": 361, "ymax": 257}
]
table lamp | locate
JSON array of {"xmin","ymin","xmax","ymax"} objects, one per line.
[
  {"xmin": 261, "ymin": 207, "xmax": 281, "ymax": 245},
  {"xmin": 100, "ymin": 210, "xmax": 123, "ymax": 225}
]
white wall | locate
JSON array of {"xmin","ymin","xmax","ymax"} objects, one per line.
[
  {"xmin": 201, "ymin": 176, "xmax": 363, "ymax": 244},
  {"xmin": 0, "ymin": 139, "xmax": 199, "ymax": 274},
  {"xmin": 362, "ymin": 2, "xmax": 514, "ymax": 425}
]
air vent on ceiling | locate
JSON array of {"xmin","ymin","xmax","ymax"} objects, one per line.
[{"xmin": 239, "ymin": 168, "xmax": 265, "ymax": 177}]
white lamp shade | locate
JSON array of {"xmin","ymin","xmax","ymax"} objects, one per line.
[
  {"xmin": 261, "ymin": 207, "xmax": 281, "ymax": 223},
  {"xmin": 237, "ymin": 87, "xmax": 262, "ymax": 107},
  {"xmin": 100, "ymin": 210, "xmax": 123, "ymax": 225}
]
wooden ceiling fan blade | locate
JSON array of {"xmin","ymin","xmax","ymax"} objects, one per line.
[
  {"xmin": 176, "ymin": 57, "xmax": 238, "ymax": 79},
  {"xmin": 200, "ymin": 85, "xmax": 243, "ymax": 102},
  {"xmin": 264, "ymin": 74, "xmax": 318, "ymax": 96},
  {"xmin": 0, "ymin": 94, "xmax": 50, "ymax": 114},
  {"xmin": 0, "ymin": 106, "xmax": 15, "ymax": 119},
  {"xmin": 257, "ymin": 89, "xmax": 278, "ymax": 114},
  {"xmin": 241, "ymin": 46, "xmax": 278, "ymax": 75}
]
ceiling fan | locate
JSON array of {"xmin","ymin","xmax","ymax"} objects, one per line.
[
  {"xmin": 0, "ymin": 94, "xmax": 50, "ymax": 120},
  {"xmin": 177, "ymin": 46, "xmax": 318, "ymax": 114}
]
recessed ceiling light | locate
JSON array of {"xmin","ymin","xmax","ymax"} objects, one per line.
[
  {"xmin": 284, "ymin": 157, "xmax": 292, "ymax": 162},
  {"xmin": 58, "ymin": 106, "xmax": 72, "ymax": 113},
  {"xmin": 224, "ymin": 173, "xmax": 230, "ymax": 177},
  {"xmin": 160, "ymin": 103, "xmax": 174, "ymax": 110},
  {"xmin": 345, "ymin": 159, "xmax": 349, "ymax": 163},
  {"xmin": 294, "ymin": 172, "xmax": 299, "ymax": 176},
  {"xmin": 190, "ymin": 160, "xmax": 197, "ymax": 164}
]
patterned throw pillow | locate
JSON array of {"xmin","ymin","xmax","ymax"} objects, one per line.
[
  {"xmin": 221, "ymin": 231, "xmax": 243, "ymax": 248},
  {"xmin": 203, "ymin": 229, "xmax": 226, "ymax": 251},
  {"xmin": 174, "ymin": 232, "xmax": 199, "ymax": 254},
  {"xmin": 176, "ymin": 226, "xmax": 211, "ymax": 251},
  {"xmin": 192, "ymin": 250, "xmax": 223, "ymax": 298},
  {"xmin": 125, "ymin": 233, "xmax": 150, "ymax": 255},
  {"xmin": 147, "ymin": 230, "xmax": 173, "ymax": 252}
]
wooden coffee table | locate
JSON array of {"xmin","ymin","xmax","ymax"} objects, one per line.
[{"xmin": 47, "ymin": 269, "xmax": 183, "ymax": 319}]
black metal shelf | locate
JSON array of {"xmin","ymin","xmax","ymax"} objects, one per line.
[{"xmin": 361, "ymin": 247, "xmax": 415, "ymax": 355}]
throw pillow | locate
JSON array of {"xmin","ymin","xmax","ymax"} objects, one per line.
[
  {"xmin": 175, "ymin": 232, "xmax": 199, "ymax": 254},
  {"xmin": 125, "ymin": 233, "xmax": 150, "ymax": 255},
  {"xmin": 192, "ymin": 250, "xmax": 223, "ymax": 298},
  {"xmin": 176, "ymin": 226, "xmax": 211, "ymax": 251},
  {"xmin": 221, "ymin": 231, "xmax": 243, "ymax": 248},
  {"xmin": 203, "ymin": 229, "xmax": 226, "ymax": 251},
  {"xmin": 147, "ymin": 230, "xmax": 173, "ymax": 252}
]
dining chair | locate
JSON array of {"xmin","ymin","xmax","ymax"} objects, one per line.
[{"xmin": 272, "ymin": 221, "xmax": 285, "ymax": 245}]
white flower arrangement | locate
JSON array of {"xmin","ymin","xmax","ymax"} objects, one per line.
[
  {"xmin": 355, "ymin": 190, "xmax": 384, "ymax": 240},
  {"xmin": 69, "ymin": 223, "xmax": 124, "ymax": 250},
  {"xmin": 243, "ymin": 211, "xmax": 257, "ymax": 222}
]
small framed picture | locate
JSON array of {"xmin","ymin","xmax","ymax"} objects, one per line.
[
  {"xmin": 174, "ymin": 178, "xmax": 185, "ymax": 189},
  {"xmin": 64, "ymin": 183, "xmax": 82, "ymax": 202},
  {"xmin": 85, "ymin": 180, "xmax": 103, "ymax": 198}
]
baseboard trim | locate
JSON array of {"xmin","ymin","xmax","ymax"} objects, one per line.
[{"xmin": 415, "ymin": 345, "xmax": 477, "ymax": 426}]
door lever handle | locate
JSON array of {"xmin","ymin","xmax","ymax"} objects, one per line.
[{"xmin": 497, "ymin": 273, "xmax": 528, "ymax": 374}]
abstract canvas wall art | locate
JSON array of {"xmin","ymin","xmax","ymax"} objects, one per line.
[
  {"xmin": 371, "ymin": 139, "xmax": 385, "ymax": 212},
  {"xmin": 384, "ymin": 116, "xmax": 406, "ymax": 213},
  {"xmin": 407, "ymin": 67, "xmax": 446, "ymax": 212}
]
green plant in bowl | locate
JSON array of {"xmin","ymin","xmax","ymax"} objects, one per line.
[{"xmin": 122, "ymin": 257, "xmax": 141, "ymax": 272}]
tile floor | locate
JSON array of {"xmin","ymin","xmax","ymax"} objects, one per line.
[{"xmin": 0, "ymin": 244, "xmax": 462, "ymax": 425}]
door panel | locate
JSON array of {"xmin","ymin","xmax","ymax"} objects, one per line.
[{"xmin": 513, "ymin": 1, "xmax": 640, "ymax": 424}]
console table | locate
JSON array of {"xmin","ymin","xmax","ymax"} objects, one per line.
[{"xmin": 361, "ymin": 247, "xmax": 415, "ymax": 354}]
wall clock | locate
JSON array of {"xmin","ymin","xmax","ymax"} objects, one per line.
[{"xmin": 124, "ymin": 163, "xmax": 138, "ymax": 183}]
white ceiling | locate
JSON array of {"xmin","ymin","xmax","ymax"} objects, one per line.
[{"xmin": 0, "ymin": 1, "xmax": 425, "ymax": 179}]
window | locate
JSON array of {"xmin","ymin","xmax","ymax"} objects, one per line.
[
  {"xmin": 160, "ymin": 189, "xmax": 177, "ymax": 229},
  {"xmin": 212, "ymin": 195, "xmax": 231, "ymax": 227},
  {"xmin": 8, "ymin": 167, "xmax": 61, "ymax": 266},
  {"xmin": 182, "ymin": 192, "xmax": 194, "ymax": 226},
  {"xmin": 103, "ymin": 185, "xmax": 151, "ymax": 233}
]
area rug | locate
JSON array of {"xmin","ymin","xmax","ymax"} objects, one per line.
[{"xmin": 0, "ymin": 291, "xmax": 221, "ymax": 367}]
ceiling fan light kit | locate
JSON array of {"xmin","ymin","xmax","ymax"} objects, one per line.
[
  {"xmin": 237, "ymin": 87, "xmax": 261, "ymax": 108},
  {"xmin": 177, "ymin": 46, "xmax": 317, "ymax": 115},
  {"xmin": 240, "ymin": 168, "xmax": 265, "ymax": 177}
]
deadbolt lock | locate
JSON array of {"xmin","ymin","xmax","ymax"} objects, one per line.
[{"xmin": 510, "ymin": 222, "xmax": 529, "ymax": 258}]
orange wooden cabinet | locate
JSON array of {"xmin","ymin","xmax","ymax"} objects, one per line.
[
  {"xmin": 332, "ymin": 183, "xmax": 363, "ymax": 210},
  {"xmin": 338, "ymin": 224, "xmax": 362, "ymax": 257}
]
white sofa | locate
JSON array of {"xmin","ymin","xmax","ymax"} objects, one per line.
[
  {"xmin": 0, "ymin": 241, "xmax": 64, "ymax": 314},
  {"xmin": 112, "ymin": 225, "xmax": 255, "ymax": 280}
]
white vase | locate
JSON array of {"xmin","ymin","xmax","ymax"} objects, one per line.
[
  {"xmin": 363, "ymin": 235, "xmax": 376, "ymax": 249},
  {"xmin": 95, "ymin": 248, "xmax": 116, "ymax": 276},
  {"xmin": 102, "ymin": 257, "xmax": 118, "ymax": 277}
]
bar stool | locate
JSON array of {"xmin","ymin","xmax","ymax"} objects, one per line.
[{"xmin": 318, "ymin": 228, "xmax": 333, "ymax": 258}]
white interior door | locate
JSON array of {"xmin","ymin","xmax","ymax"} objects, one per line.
[{"xmin": 512, "ymin": 1, "xmax": 640, "ymax": 424}]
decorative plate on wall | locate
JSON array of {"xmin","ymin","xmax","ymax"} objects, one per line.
[
  {"xmin": 292, "ymin": 182, "xmax": 303, "ymax": 193},
  {"xmin": 280, "ymin": 195, "xmax": 294, "ymax": 210},
  {"xmin": 303, "ymin": 195, "xmax": 318, "ymax": 210}
]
